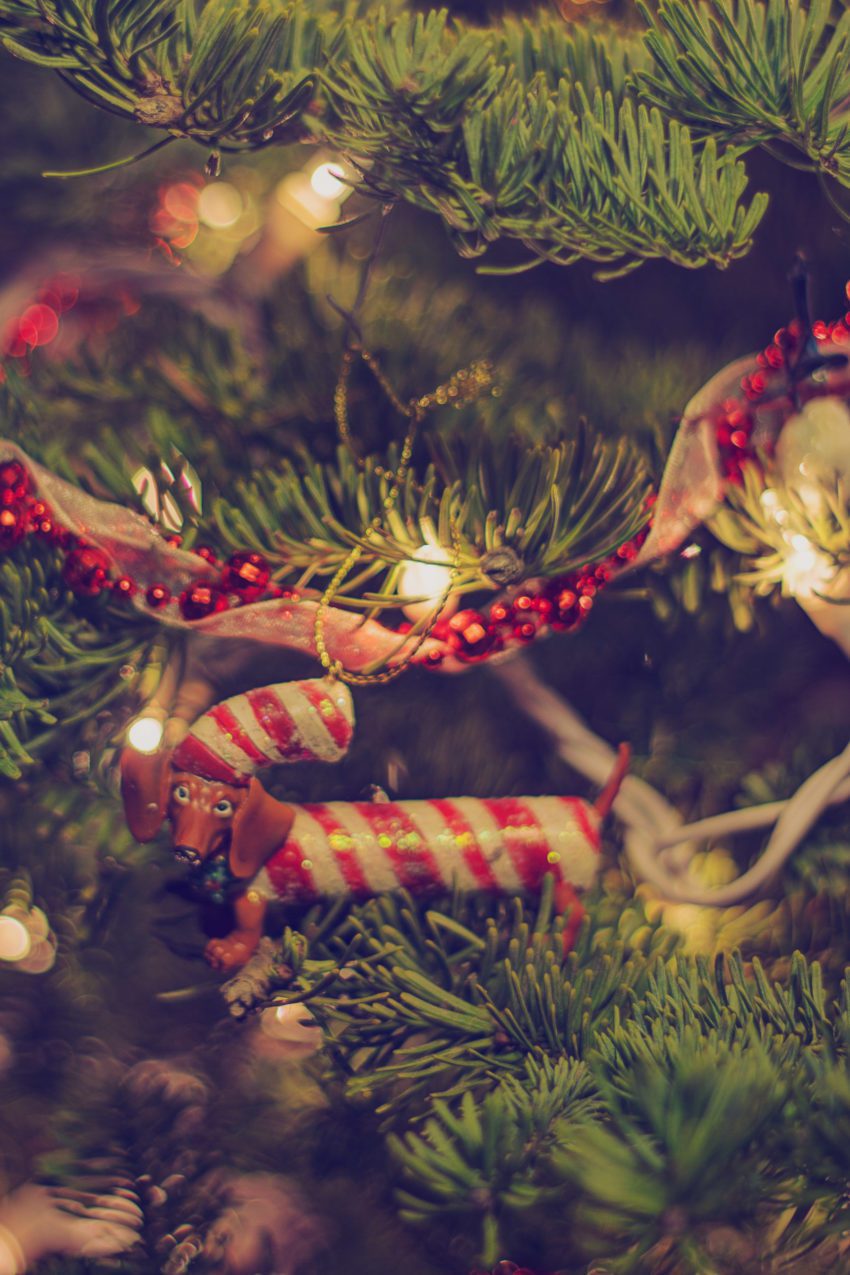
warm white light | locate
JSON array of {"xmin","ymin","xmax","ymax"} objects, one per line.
[
  {"xmin": 310, "ymin": 162, "xmax": 347, "ymax": 201},
  {"xmin": 127, "ymin": 716, "xmax": 164, "ymax": 754},
  {"xmin": 0, "ymin": 915, "xmax": 31, "ymax": 962},
  {"xmin": 0, "ymin": 1226, "xmax": 23, "ymax": 1275},
  {"xmin": 198, "ymin": 181, "xmax": 243, "ymax": 229},
  {"xmin": 399, "ymin": 545, "xmax": 455, "ymax": 621},
  {"xmin": 260, "ymin": 1002, "xmax": 320, "ymax": 1046},
  {"xmin": 18, "ymin": 936, "xmax": 57, "ymax": 975},
  {"xmin": 782, "ymin": 534, "xmax": 833, "ymax": 598}
]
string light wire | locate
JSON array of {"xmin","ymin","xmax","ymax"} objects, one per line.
[{"xmin": 495, "ymin": 654, "xmax": 850, "ymax": 905}]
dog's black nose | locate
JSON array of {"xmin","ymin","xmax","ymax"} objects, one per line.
[{"xmin": 174, "ymin": 846, "xmax": 201, "ymax": 867}]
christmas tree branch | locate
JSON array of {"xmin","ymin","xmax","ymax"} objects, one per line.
[{"xmin": 0, "ymin": 0, "xmax": 770, "ymax": 274}]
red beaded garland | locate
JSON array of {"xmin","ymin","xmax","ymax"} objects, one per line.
[
  {"xmin": 63, "ymin": 545, "xmax": 111, "ymax": 597},
  {"xmin": 145, "ymin": 583, "xmax": 171, "ymax": 609},
  {"xmin": 0, "ymin": 452, "xmax": 654, "ymax": 667},
  {"xmin": 222, "ymin": 550, "xmax": 271, "ymax": 602},
  {"xmin": 179, "ymin": 579, "xmax": 229, "ymax": 621}
]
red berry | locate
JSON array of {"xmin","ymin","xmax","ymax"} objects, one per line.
[
  {"xmin": 222, "ymin": 550, "xmax": 271, "ymax": 602},
  {"xmin": 63, "ymin": 545, "xmax": 110, "ymax": 596},
  {"xmin": 179, "ymin": 579, "xmax": 229, "ymax": 621},
  {"xmin": 164, "ymin": 533, "xmax": 183, "ymax": 549},
  {"xmin": 513, "ymin": 620, "xmax": 536, "ymax": 643},
  {"xmin": 194, "ymin": 545, "xmax": 218, "ymax": 565},
  {"xmin": 145, "ymin": 583, "xmax": 171, "ymax": 609}
]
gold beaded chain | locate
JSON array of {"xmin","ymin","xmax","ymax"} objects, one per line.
[{"xmin": 314, "ymin": 345, "xmax": 491, "ymax": 685}]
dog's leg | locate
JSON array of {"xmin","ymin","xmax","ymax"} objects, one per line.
[{"xmin": 205, "ymin": 890, "xmax": 267, "ymax": 971}]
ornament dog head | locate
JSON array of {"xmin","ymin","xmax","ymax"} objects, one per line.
[
  {"xmin": 120, "ymin": 746, "xmax": 293, "ymax": 881},
  {"xmin": 119, "ymin": 678, "xmax": 353, "ymax": 879}
]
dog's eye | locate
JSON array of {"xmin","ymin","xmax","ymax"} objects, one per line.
[
  {"xmin": 172, "ymin": 784, "xmax": 191, "ymax": 805},
  {"xmin": 214, "ymin": 799, "xmax": 234, "ymax": 818}
]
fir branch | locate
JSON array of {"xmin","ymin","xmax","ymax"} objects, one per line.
[
  {"xmin": 211, "ymin": 433, "xmax": 652, "ymax": 608},
  {"xmin": 0, "ymin": 0, "xmax": 771, "ymax": 274},
  {"xmin": 638, "ymin": 0, "xmax": 850, "ymax": 186}
]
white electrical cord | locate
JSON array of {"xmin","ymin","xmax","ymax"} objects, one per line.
[{"xmin": 494, "ymin": 655, "xmax": 850, "ymax": 905}]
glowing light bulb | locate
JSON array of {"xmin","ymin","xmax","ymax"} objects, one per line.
[
  {"xmin": 782, "ymin": 534, "xmax": 833, "ymax": 598},
  {"xmin": 260, "ymin": 1003, "xmax": 321, "ymax": 1047},
  {"xmin": 197, "ymin": 181, "xmax": 243, "ymax": 229},
  {"xmin": 0, "ymin": 914, "xmax": 31, "ymax": 962},
  {"xmin": 399, "ymin": 545, "xmax": 456, "ymax": 622},
  {"xmin": 310, "ymin": 162, "xmax": 347, "ymax": 201},
  {"xmin": 127, "ymin": 715, "xmax": 164, "ymax": 754}
]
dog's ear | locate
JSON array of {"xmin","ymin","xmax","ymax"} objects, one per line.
[
  {"xmin": 229, "ymin": 779, "xmax": 294, "ymax": 880},
  {"xmin": 120, "ymin": 746, "xmax": 173, "ymax": 842}
]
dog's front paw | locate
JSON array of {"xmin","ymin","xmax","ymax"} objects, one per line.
[{"xmin": 205, "ymin": 931, "xmax": 259, "ymax": 971}]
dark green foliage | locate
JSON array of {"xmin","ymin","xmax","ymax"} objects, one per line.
[
  {"xmin": 0, "ymin": 0, "xmax": 774, "ymax": 273},
  {"xmin": 6, "ymin": 10, "xmax": 850, "ymax": 1273},
  {"xmin": 242, "ymin": 889, "xmax": 850, "ymax": 1270}
]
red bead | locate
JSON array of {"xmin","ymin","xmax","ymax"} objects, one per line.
[
  {"xmin": 0, "ymin": 461, "xmax": 29, "ymax": 497},
  {"xmin": 546, "ymin": 579, "xmax": 585, "ymax": 632},
  {"xmin": 41, "ymin": 521, "xmax": 73, "ymax": 548},
  {"xmin": 112, "ymin": 575, "xmax": 137, "ymax": 599},
  {"xmin": 145, "ymin": 583, "xmax": 171, "ymax": 609},
  {"xmin": 0, "ymin": 504, "xmax": 27, "ymax": 550},
  {"xmin": 63, "ymin": 545, "xmax": 110, "ymax": 596},
  {"xmin": 194, "ymin": 545, "xmax": 218, "ymax": 565},
  {"xmin": 489, "ymin": 601, "xmax": 511, "ymax": 626},
  {"xmin": 165, "ymin": 534, "xmax": 183, "ymax": 548},
  {"xmin": 513, "ymin": 594, "xmax": 533, "ymax": 612},
  {"xmin": 532, "ymin": 594, "xmax": 553, "ymax": 621},
  {"xmin": 447, "ymin": 609, "xmax": 501, "ymax": 663},
  {"xmin": 179, "ymin": 579, "xmax": 229, "ymax": 621},
  {"xmin": 513, "ymin": 620, "xmax": 536, "ymax": 643},
  {"xmin": 424, "ymin": 648, "xmax": 444, "ymax": 668},
  {"xmin": 222, "ymin": 550, "xmax": 271, "ymax": 602}
]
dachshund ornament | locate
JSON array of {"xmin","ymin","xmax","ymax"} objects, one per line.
[{"xmin": 120, "ymin": 678, "xmax": 624, "ymax": 971}]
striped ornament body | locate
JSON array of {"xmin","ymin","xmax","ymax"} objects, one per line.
[
  {"xmin": 251, "ymin": 796, "xmax": 602, "ymax": 905},
  {"xmin": 172, "ymin": 678, "xmax": 355, "ymax": 783}
]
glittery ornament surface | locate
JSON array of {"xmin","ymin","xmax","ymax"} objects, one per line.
[{"xmin": 252, "ymin": 795, "xmax": 601, "ymax": 906}]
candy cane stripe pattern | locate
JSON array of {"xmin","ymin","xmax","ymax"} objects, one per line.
[
  {"xmin": 254, "ymin": 796, "xmax": 602, "ymax": 905},
  {"xmin": 172, "ymin": 679, "xmax": 355, "ymax": 783}
]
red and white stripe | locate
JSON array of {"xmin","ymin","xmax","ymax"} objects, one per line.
[
  {"xmin": 253, "ymin": 795, "xmax": 602, "ymax": 905},
  {"xmin": 172, "ymin": 679, "xmax": 354, "ymax": 783}
]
